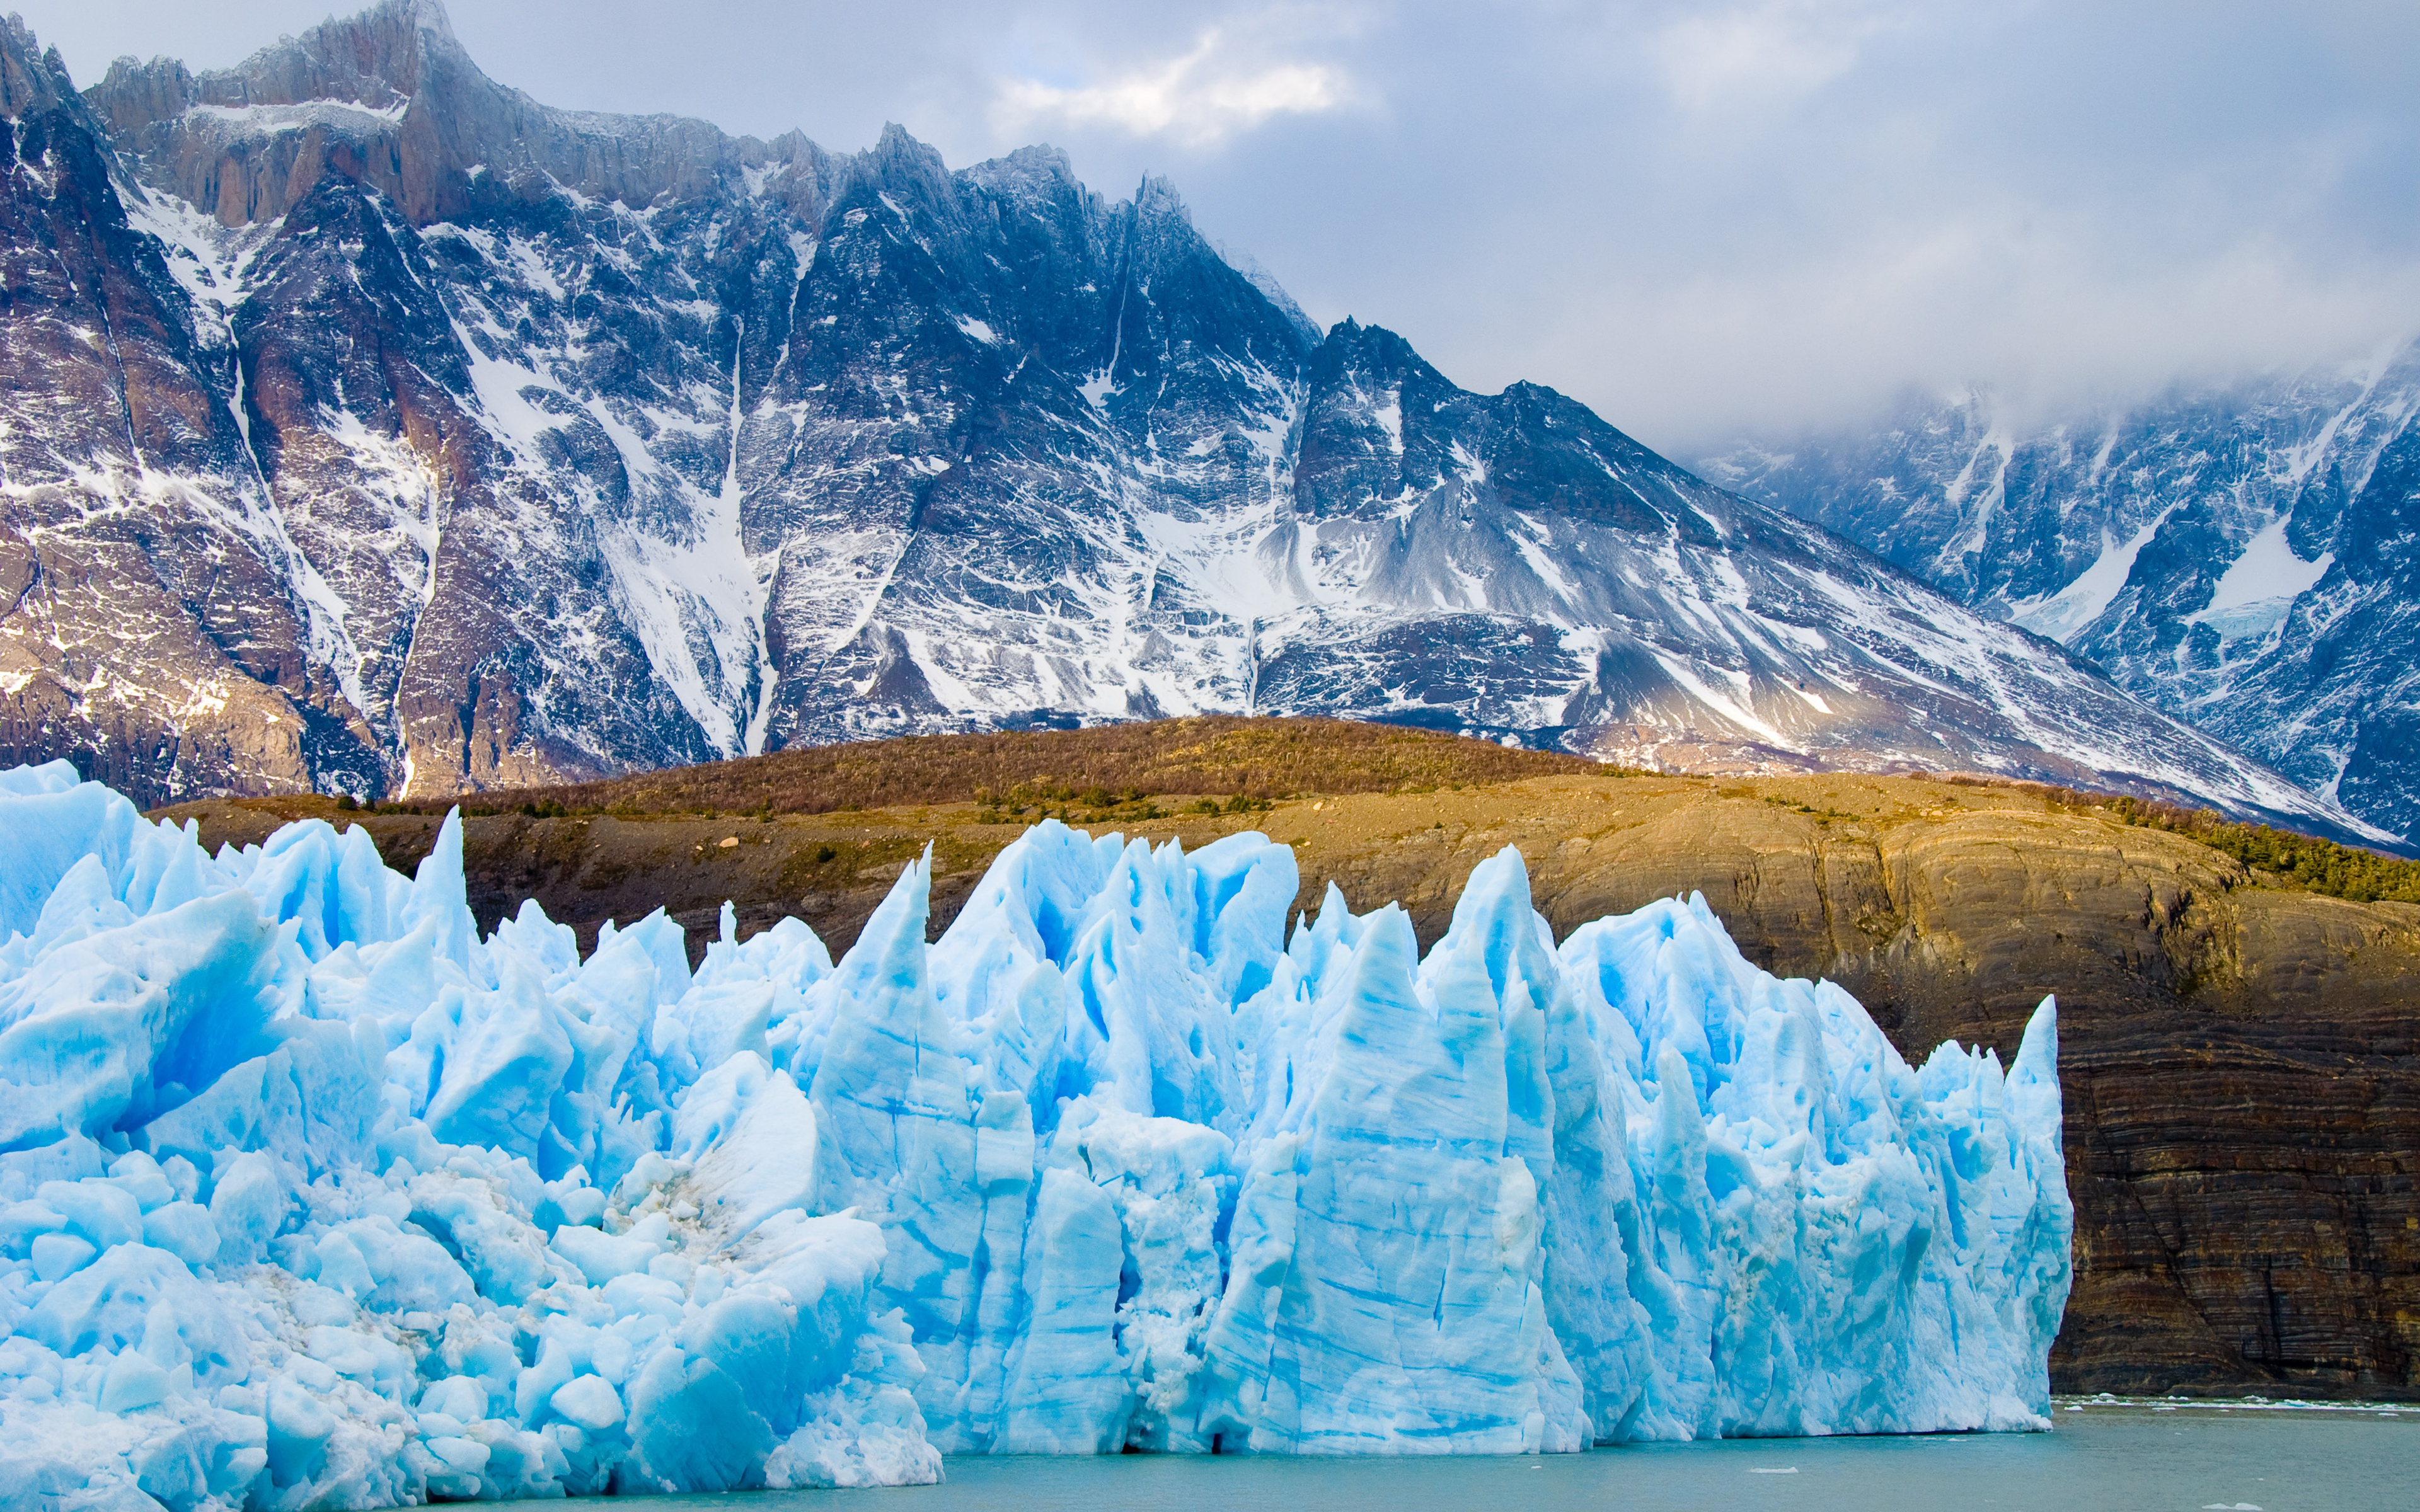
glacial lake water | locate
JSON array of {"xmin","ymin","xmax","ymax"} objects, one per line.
[{"xmin": 636, "ymin": 1404, "xmax": 2416, "ymax": 1512}]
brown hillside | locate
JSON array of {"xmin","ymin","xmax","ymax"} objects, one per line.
[
  {"xmin": 159, "ymin": 733, "xmax": 2420, "ymax": 1406},
  {"xmin": 392, "ymin": 716, "xmax": 1600, "ymax": 818}
]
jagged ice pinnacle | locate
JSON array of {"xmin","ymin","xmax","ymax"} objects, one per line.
[{"xmin": 0, "ymin": 761, "xmax": 2071, "ymax": 1504}]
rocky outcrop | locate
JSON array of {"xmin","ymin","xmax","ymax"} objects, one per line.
[
  {"xmin": 87, "ymin": 1, "xmax": 810, "ymax": 228},
  {"xmin": 163, "ymin": 765, "xmax": 2420, "ymax": 1400}
]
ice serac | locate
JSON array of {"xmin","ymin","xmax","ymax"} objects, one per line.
[
  {"xmin": 0, "ymin": 762, "xmax": 938, "ymax": 1507},
  {"xmin": 1202, "ymin": 888, "xmax": 1587, "ymax": 1453},
  {"xmin": 0, "ymin": 765, "xmax": 2070, "ymax": 1504}
]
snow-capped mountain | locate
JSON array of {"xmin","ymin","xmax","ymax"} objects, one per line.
[
  {"xmin": 0, "ymin": 1, "xmax": 2383, "ymax": 845},
  {"xmin": 1704, "ymin": 340, "xmax": 2420, "ymax": 840}
]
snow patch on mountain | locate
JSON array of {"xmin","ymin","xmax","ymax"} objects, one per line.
[
  {"xmin": 2189, "ymin": 518, "xmax": 2334, "ymax": 645},
  {"xmin": 2009, "ymin": 508, "xmax": 2174, "ymax": 644}
]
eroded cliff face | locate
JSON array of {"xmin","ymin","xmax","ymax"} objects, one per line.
[{"xmin": 163, "ymin": 768, "xmax": 2420, "ymax": 1399}]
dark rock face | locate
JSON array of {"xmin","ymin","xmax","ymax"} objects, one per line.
[
  {"xmin": 0, "ymin": 19, "xmax": 328, "ymax": 799},
  {"xmin": 1704, "ymin": 343, "xmax": 2420, "ymax": 843},
  {"xmin": 0, "ymin": 1, "xmax": 2377, "ymax": 849}
]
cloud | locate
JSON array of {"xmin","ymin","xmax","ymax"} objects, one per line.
[
  {"xmin": 1651, "ymin": 0, "xmax": 1907, "ymax": 112},
  {"xmin": 991, "ymin": 28, "xmax": 1351, "ymax": 147},
  {"xmin": 15, "ymin": 0, "xmax": 2420, "ymax": 455},
  {"xmin": 1516, "ymin": 204, "xmax": 2420, "ymax": 451}
]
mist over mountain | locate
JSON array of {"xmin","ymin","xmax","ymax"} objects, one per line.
[
  {"xmin": 0, "ymin": 0, "xmax": 2380, "ymax": 845},
  {"xmin": 1707, "ymin": 338, "xmax": 2420, "ymax": 840}
]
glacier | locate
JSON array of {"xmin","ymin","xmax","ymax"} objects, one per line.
[{"xmin": 0, "ymin": 760, "xmax": 2071, "ymax": 1506}]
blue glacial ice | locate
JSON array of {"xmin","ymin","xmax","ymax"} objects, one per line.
[{"xmin": 0, "ymin": 760, "xmax": 2070, "ymax": 1505}]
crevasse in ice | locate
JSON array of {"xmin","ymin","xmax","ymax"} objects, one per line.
[{"xmin": 0, "ymin": 762, "xmax": 2070, "ymax": 1505}]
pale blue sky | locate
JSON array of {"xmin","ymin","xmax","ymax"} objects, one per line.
[{"xmin": 18, "ymin": 1, "xmax": 2420, "ymax": 450}]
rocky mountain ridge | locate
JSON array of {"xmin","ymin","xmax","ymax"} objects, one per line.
[
  {"xmin": 0, "ymin": 0, "xmax": 2383, "ymax": 847},
  {"xmin": 1705, "ymin": 339, "xmax": 2420, "ymax": 840}
]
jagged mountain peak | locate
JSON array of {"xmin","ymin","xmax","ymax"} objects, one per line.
[
  {"xmin": 84, "ymin": 0, "xmax": 743, "ymax": 224},
  {"xmin": 0, "ymin": 6, "xmax": 2388, "ymax": 852},
  {"xmin": 1313, "ymin": 315, "xmax": 1423, "ymax": 367},
  {"xmin": 0, "ymin": 15, "xmax": 78, "ymax": 116},
  {"xmin": 214, "ymin": 0, "xmax": 459, "ymax": 106},
  {"xmin": 88, "ymin": 0, "xmax": 463, "ymax": 125},
  {"xmin": 1132, "ymin": 172, "xmax": 1194, "ymax": 220},
  {"xmin": 960, "ymin": 141, "xmax": 1083, "ymax": 196},
  {"xmin": 836, "ymin": 120, "xmax": 964, "ymax": 226},
  {"xmin": 956, "ymin": 144, "xmax": 1102, "ymax": 248},
  {"xmin": 867, "ymin": 119, "xmax": 945, "ymax": 173},
  {"xmin": 1707, "ymin": 330, "xmax": 2420, "ymax": 839}
]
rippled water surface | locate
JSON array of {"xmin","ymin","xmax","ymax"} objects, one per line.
[{"xmin": 634, "ymin": 1405, "xmax": 2414, "ymax": 1512}]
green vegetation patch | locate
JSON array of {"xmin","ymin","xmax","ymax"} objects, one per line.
[
  {"xmin": 1975, "ymin": 780, "xmax": 2420, "ymax": 904},
  {"xmin": 2106, "ymin": 797, "xmax": 2420, "ymax": 903}
]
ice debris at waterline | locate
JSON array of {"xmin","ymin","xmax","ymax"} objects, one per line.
[{"xmin": 0, "ymin": 763, "xmax": 2071, "ymax": 1505}]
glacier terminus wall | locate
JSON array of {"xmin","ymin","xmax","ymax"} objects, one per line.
[{"xmin": 0, "ymin": 760, "xmax": 2071, "ymax": 1505}]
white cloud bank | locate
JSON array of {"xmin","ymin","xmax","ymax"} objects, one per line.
[
  {"xmin": 991, "ymin": 28, "xmax": 1350, "ymax": 147},
  {"xmin": 14, "ymin": 0, "xmax": 2420, "ymax": 454},
  {"xmin": 1652, "ymin": 0, "xmax": 1908, "ymax": 113}
]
